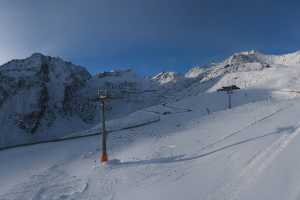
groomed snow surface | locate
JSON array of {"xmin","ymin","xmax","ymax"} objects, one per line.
[{"xmin": 2, "ymin": 88, "xmax": 300, "ymax": 200}]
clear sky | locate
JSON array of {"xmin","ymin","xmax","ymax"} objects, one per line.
[{"xmin": 1, "ymin": 0, "xmax": 300, "ymax": 75}]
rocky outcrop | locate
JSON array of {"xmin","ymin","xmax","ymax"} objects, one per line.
[{"xmin": 0, "ymin": 53, "xmax": 93, "ymax": 147}]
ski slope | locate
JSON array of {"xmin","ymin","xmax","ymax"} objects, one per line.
[
  {"xmin": 3, "ymin": 50, "xmax": 300, "ymax": 199},
  {"xmin": 1, "ymin": 87, "xmax": 300, "ymax": 200}
]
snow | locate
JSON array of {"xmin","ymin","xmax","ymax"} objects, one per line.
[
  {"xmin": 4, "ymin": 50, "xmax": 300, "ymax": 149},
  {"xmin": 152, "ymin": 71, "xmax": 182, "ymax": 84},
  {"xmin": 185, "ymin": 66, "xmax": 208, "ymax": 78},
  {"xmin": 223, "ymin": 49, "xmax": 300, "ymax": 67},
  {"xmin": 1, "ymin": 90, "xmax": 300, "ymax": 200},
  {"xmin": 0, "ymin": 55, "xmax": 162, "ymax": 148},
  {"xmin": 64, "ymin": 110, "xmax": 160, "ymax": 138},
  {"xmin": 3, "ymin": 50, "xmax": 300, "ymax": 199},
  {"xmin": 0, "ymin": 53, "xmax": 92, "ymax": 148}
]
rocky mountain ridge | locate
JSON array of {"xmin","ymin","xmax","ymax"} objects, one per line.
[{"xmin": 1, "ymin": 50, "xmax": 300, "ymax": 148}]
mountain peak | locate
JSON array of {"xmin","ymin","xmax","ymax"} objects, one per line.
[
  {"xmin": 30, "ymin": 52, "xmax": 46, "ymax": 58},
  {"xmin": 185, "ymin": 67, "xmax": 208, "ymax": 78},
  {"xmin": 152, "ymin": 71, "xmax": 181, "ymax": 84},
  {"xmin": 235, "ymin": 50, "xmax": 260, "ymax": 55},
  {"xmin": 223, "ymin": 50, "xmax": 300, "ymax": 66}
]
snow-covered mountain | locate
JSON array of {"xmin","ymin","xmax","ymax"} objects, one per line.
[
  {"xmin": 3, "ymin": 50, "xmax": 300, "ymax": 200},
  {"xmin": 152, "ymin": 71, "xmax": 182, "ymax": 84},
  {"xmin": 0, "ymin": 53, "xmax": 94, "ymax": 147},
  {"xmin": 224, "ymin": 50, "xmax": 300, "ymax": 66},
  {"xmin": 2, "ymin": 50, "xmax": 300, "ymax": 148},
  {"xmin": 185, "ymin": 66, "xmax": 208, "ymax": 78},
  {"xmin": 0, "ymin": 54, "xmax": 160, "ymax": 148}
]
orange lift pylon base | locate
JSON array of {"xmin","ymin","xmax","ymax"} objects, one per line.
[{"xmin": 101, "ymin": 152, "xmax": 108, "ymax": 163}]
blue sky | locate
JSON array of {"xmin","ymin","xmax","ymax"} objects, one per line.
[{"xmin": 0, "ymin": 0, "xmax": 300, "ymax": 75}]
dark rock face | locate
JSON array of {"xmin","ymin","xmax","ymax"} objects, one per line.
[
  {"xmin": 16, "ymin": 84, "xmax": 49, "ymax": 134},
  {"xmin": 0, "ymin": 53, "xmax": 93, "ymax": 144}
]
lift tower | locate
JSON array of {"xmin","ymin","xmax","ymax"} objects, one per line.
[
  {"xmin": 98, "ymin": 89, "xmax": 109, "ymax": 163},
  {"xmin": 217, "ymin": 85, "xmax": 240, "ymax": 109}
]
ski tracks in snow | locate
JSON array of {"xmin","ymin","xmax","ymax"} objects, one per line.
[
  {"xmin": 200, "ymin": 104, "xmax": 292, "ymax": 152},
  {"xmin": 0, "ymin": 162, "xmax": 88, "ymax": 200},
  {"xmin": 209, "ymin": 124, "xmax": 300, "ymax": 200}
]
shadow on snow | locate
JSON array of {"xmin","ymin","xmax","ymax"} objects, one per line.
[{"xmin": 114, "ymin": 126, "xmax": 296, "ymax": 168}]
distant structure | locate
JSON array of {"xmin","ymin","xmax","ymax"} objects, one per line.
[{"xmin": 217, "ymin": 85, "xmax": 240, "ymax": 109}]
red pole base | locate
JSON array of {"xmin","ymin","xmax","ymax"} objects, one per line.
[{"xmin": 101, "ymin": 152, "xmax": 108, "ymax": 163}]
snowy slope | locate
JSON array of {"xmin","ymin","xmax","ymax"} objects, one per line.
[
  {"xmin": 3, "ymin": 50, "xmax": 300, "ymax": 199},
  {"xmin": 1, "ymin": 89, "xmax": 300, "ymax": 200}
]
